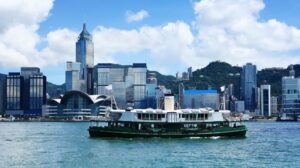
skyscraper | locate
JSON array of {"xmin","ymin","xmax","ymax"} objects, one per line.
[
  {"xmin": 94, "ymin": 63, "xmax": 147, "ymax": 109},
  {"xmin": 271, "ymin": 96, "xmax": 278, "ymax": 115},
  {"xmin": 188, "ymin": 67, "xmax": 193, "ymax": 78},
  {"xmin": 146, "ymin": 73, "xmax": 157, "ymax": 108},
  {"xmin": 240, "ymin": 63, "xmax": 257, "ymax": 112},
  {"xmin": 260, "ymin": 84, "xmax": 271, "ymax": 117},
  {"xmin": 65, "ymin": 62, "xmax": 82, "ymax": 91},
  {"xmin": 0, "ymin": 73, "xmax": 6, "ymax": 115},
  {"xmin": 76, "ymin": 23, "xmax": 94, "ymax": 80},
  {"xmin": 5, "ymin": 72, "xmax": 23, "ymax": 115},
  {"xmin": 183, "ymin": 90, "xmax": 219, "ymax": 109},
  {"xmin": 282, "ymin": 76, "xmax": 300, "ymax": 118},
  {"xmin": 178, "ymin": 83, "xmax": 184, "ymax": 109},
  {"xmin": 66, "ymin": 24, "xmax": 94, "ymax": 94},
  {"xmin": 5, "ymin": 68, "xmax": 46, "ymax": 116}
]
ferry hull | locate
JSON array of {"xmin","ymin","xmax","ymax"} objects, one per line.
[{"xmin": 88, "ymin": 126, "xmax": 247, "ymax": 138}]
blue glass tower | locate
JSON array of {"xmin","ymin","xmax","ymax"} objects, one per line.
[
  {"xmin": 240, "ymin": 63, "xmax": 257, "ymax": 112},
  {"xmin": 76, "ymin": 23, "xmax": 94, "ymax": 79},
  {"xmin": 66, "ymin": 23, "xmax": 94, "ymax": 94},
  {"xmin": 5, "ymin": 68, "xmax": 46, "ymax": 116}
]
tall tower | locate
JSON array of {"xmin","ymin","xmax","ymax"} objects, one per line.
[
  {"xmin": 75, "ymin": 23, "xmax": 94, "ymax": 94},
  {"xmin": 260, "ymin": 84, "xmax": 271, "ymax": 117},
  {"xmin": 240, "ymin": 63, "xmax": 257, "ymax": 112},
  {"xmin": 76, "ymin": 23, "xmax": 94, "ymax": 80}
]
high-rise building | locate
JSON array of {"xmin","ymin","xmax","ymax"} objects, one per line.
[
  {"xmin": 183, "ymin": 90, "xmax": 219, "ymax": 109},
  {"xmin": 5, "ymin": 68, "xmax": 46, "ymax": 116},
  {"xmin": 155, "ymin": 85, "xmax": 172, "ymax": 109},
  {"xmin": 0, "ymin": 73, "xmax": 6, "ymax": 115},
  {"xmin": 271, "ymin": 96, "xmax": 278, "ymax": 115},
  {"xmin": 65, "ymin": 62, "xmax": 83, "ymax": 91},
  {"xmin": 256, "ymin": 87, "xmax": 261, "ymax": 111},
  {"xmin": 5, "ymin": 72, "xmax": 24, "ymax": 115},
  {"xmin": 260, "ymin": 84, "xmax": 271, "ymax": 117},
  {"xmin": 146, "ymin": 73, "xmax": 157, "ymax": 108},
  {"xmin": 188, "ymin": 67, "xmax": 193, "ymax": 78},
  {"xmin": 240, "ymin": 63, "xmax": 257, "ymax": 112},
  {"xmin": 282, "ymin": 76, "xmax": 300, "ymax": 118},
  {"xmin": 178, "ymin": 83, "xmax": 184, "ymax": 109},
  {"xmin": 176, "ymin": 72, "xmax": 181, "ymax": 80},
  {"xmin": 66, "ymin": 24, "xmax": 94, "ymax": 94},
  {"xmin": 233, "ymin": 100, "xmax": 245, "ymax": 113},
  {"xmin": 182, "ymin": 72, "xmax": 189, "ymax": 80},
  {"xmin": 76, "ymin": 23, "xmax": 94, "ymax": 80},
  {"xmin": 94, "ymin": 63, "xmax": 147, "ymax": 109},
  {"xmin": 228, "ymin": 84, "xmax": 234, "ymax": 97}
]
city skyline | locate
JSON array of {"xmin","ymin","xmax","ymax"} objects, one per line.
[
  {"xmin": 1, "ymin": 0, "xmax": 300, "ymax": 85},
  {"xmin": 0, "ymin": 1, "xmax": 300, "ymax": 167}
]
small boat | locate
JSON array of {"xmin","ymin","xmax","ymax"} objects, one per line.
[
  {"xmin": 276, "ymin": 113, "xmax": 298, "ymax": 122},
  {"xmin": 88, "ymin": 108, "xmax": 247, "ymax": 138}
]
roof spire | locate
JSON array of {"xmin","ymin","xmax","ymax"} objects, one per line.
[{"xmin": 83, "ymin": 23, "xmax": 86, "ymax": 31}]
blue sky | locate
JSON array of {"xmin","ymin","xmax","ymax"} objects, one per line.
[{"xmin": 1, "ymin": 0, "xmax": 300, "ymax": 85}]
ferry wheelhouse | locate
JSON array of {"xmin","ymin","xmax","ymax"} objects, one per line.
[{"xmin": 88, "ymin": 108, "xmax": 247, "ymax": 138}]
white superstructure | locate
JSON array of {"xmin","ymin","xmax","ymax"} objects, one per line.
[{"xmin": 107, "ymin": 108, "xmax": 242, "ymax": 123}]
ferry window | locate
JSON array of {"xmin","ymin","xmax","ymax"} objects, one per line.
[
  {"xmin": 162, "ymin": 114, "xmax": 165, "ymax": 118},
  {"xmin": 142, "ymin": 114, "xmax": 146, "ymax": 120},
  {"xmin": 150, "ymin": 114, "xmax": 154, "ymax": 120},
  {"xmin": 145, "ymin": 114, "xmax": 149, "ymax": 120},
  {"xmin": 157, "ymin": 114, "xmax": 161, "ymax": 120},
  {"xmin": 138, "ymin": 113, "xmax": 141, "ymax": 119},
  {"xmin": 192, "ymin": 114, "xmax": 196, "ymax": 120},
  {"xmin": 204, "ymin": 114, "xmax": 208, "ymax": 120}
]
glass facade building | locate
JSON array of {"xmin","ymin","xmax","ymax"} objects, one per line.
[
  {"xmin": 94, "ymin": 63, "xmax": 148, "ymax": 109},
  {"xmin": 76, "ymin": 23, "xmax": 94, "ymax": 80},
  {"xmin": 0, "ymin": 73, "xmax": 6, "ymax": 115},
  {"xmin": 5, "ymin": 68, "xmax": 46, "ymax": 116},
  {"xmin": 240, "ymin": 63, "xmax": 257, "ymax": 112},
  {"xmin": 183, "ymin": 90, "xmax": 219, "ymax": 109},
  {"xmin": 260, "ymin": 84, "xmax": 271, "ymax": 117},
  {"xmin": 66, "ymin": 62, "xmax": 85, "ymax": 91},
  {"xmin": 271, "ymin": 96, "xmax": 278, "ymax": 115},
  {"xmin": 282, "ymin": 76, "xmax": 300, "ymax": 118},
  {"xmin": 6, "ymin": 73, "xmax": 23, "ymax": 115},
  {"xmin": 66, "ymin": 24, "xmax": 94, "ymax": 94}
]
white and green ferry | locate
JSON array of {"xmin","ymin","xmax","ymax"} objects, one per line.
[{"xmin": 88, "ymin": 107, "xmax": 247, "ymax": 138}]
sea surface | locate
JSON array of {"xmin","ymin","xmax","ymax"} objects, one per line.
[{"xmin": 0, "ymin": 122, "xmax": 299, "ymax": 168}]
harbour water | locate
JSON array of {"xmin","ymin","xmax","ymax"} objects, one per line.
[{"xmin": 0, "ymin": 122, "xmax": 299, "ymax": 168}]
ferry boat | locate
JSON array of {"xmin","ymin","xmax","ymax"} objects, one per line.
[{"xmin": 88, "ymin": 108, "xmax": 247, "ymax": 138}]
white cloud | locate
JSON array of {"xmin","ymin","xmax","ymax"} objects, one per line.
[
  {"xmin": 92, "ymin": 0, "xmax": 300, "ymax": 73},
  {"xmin": 1, "ymin": 0, "xmax": 300, "ymax": 77},
  {"xmin": 125, "ymin": 10, "xmax": 149, "ymax": 23},
  {"xmin": 0, "ymin": 0, "xmax": 54, "ymax": 67},
  {"xmin": 92, "ymin": 21, "xmax": 194, "ymax": 73},
  {"xmin": 40, "ymin": 28, "xmax": 77, "ymax": 65},
  {"xmin": 193, "ymin": 0, "xmax": 300, "ymax": 69}
]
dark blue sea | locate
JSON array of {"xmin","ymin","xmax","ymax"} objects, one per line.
[{"xmin": 0, "ymin": 122, "xmax": 299, "ymax": 168}]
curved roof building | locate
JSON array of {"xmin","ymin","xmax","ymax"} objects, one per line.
[{"xmin": 43, "ymin": 90, "xmax": 112, "ymax": 118}]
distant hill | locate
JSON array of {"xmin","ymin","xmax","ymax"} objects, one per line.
[
  {"xmin": 46, "ymin": 82, "xmax": 65, "ymax": 98},
  {"xmin": 153, "ymin": 61, "xmax": 295, "ymax": 98},
  {"xmin": 46, "ymin": 61, "xmax": 298, "ymax": 98}
]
